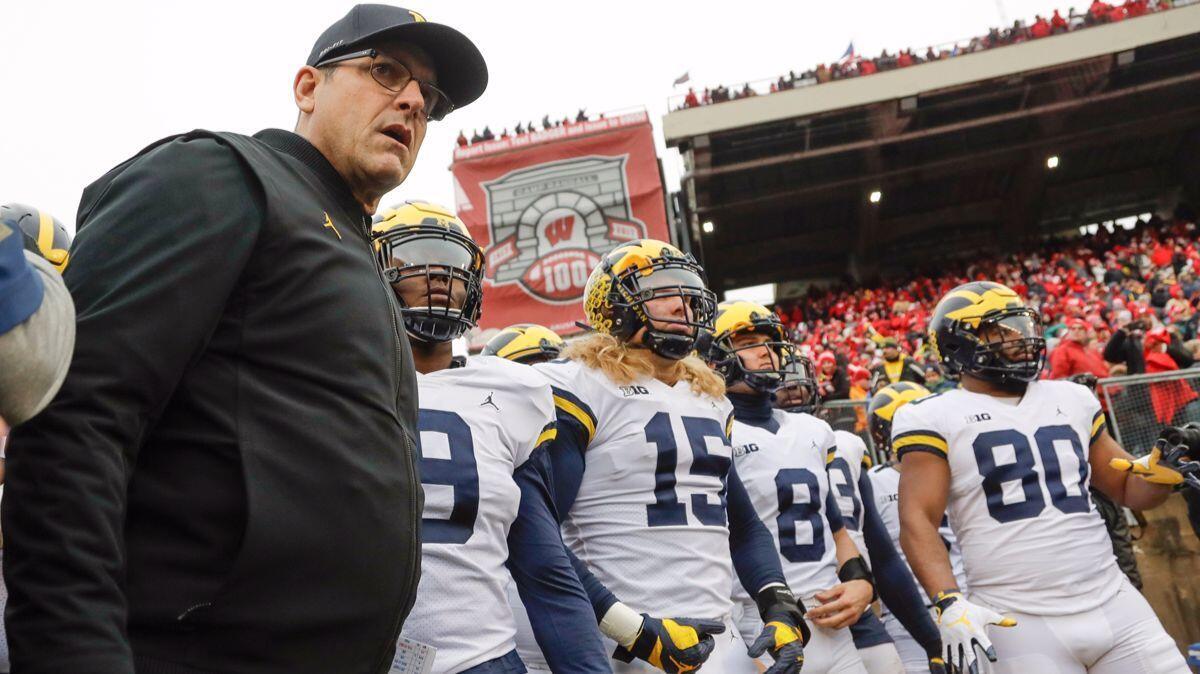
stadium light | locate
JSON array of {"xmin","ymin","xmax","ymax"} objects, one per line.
[
  {"xmin": 868, "ymin": 190, "xmax": 882, "ymax": 204},
  {"xmin": 702, "ymin": 220, "xmax": 715, "ymax": 234},
  {"xmin": 1046, "ymin": 155, "xmax": 1060, "ymax": 169}
]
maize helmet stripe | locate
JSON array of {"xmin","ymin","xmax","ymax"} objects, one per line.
[{"xmin": 942, "ymin": 285, "xmax": 1026, "ymax": 327}]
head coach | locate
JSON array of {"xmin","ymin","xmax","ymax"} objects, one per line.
[{"xmin": 3, "ymin": 6, "xmax": 486, "ymax": 673}]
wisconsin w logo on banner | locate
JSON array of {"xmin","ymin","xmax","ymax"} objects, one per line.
[{"xmin": 482, "ymin": 156, "xmax": 647, "ymax": 303}]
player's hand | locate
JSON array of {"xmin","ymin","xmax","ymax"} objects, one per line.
[
  {"xmin": 1109, "ymin": 444, "xmax": 1184, "ymax": 486},
  {"xmin": 933, "ymin": 591, "xmax": 1015, "ymax": 674},
  {"xmin": 612, "ymin": 614, "xmax": 725, "ymax": 673},
  {"xmin": 750, "ymin": 585, "xmax": 810, "ymax": 674},
  {"xmin": 807, "ymin": 580, "xmax": 873, "ymax": 629},
  {"xmin": 747, "ymin": 619, "xmax": 806, "ymax": 674}
]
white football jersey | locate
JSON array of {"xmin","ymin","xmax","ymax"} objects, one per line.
[
  {"xmin": 534, "ymin": 359, "xmax": 736, "ymax": 619},
  {"xmin": 891, "ymin": 380, "xmax": 1122, "ymax": 615},
  {"xmin": 866, "ymin": 463, "xmax": 967, "ymax": 613},
  {"xmin": 401, "ymin": 356, "xmax": 557, "ymax": 674},
  {"xmin": 730, "ymin": 410, "xmax": 840, "ymax": 604},
  {"xmin": 829, "ymin": 430, "xmax": 871, "ymax": 560}
]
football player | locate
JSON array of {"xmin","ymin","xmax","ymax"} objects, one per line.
[
  {"xmin": 865, "ymin": 382, "xmax": 967, "ymax": 674},
  {"xmin": 372, "ymin": 202, "xmax": 609, "ymax": 674},
  {"xmin": 766, "ymin": 344, "xmax": 943, "ymax": 674},
  {"xmin": 531, "ymin": 241, "xmax": 810, "ymax": 674},
  {"xmin": 482, "ymin": 324, "xmax": 566, "ymax": 365},
  {"xmin": 896, "ymin": 281, "xmax": 1188, "ymax": 674}
]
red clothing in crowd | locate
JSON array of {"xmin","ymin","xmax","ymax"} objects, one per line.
[
  {"xmin": 1151, "ymin": 241, "xmax": 1174, "ymax": 267},
  {"xmin": 1126, "ymin": 0, "xmax": 1148, "ymax": 17},
  {"xmin": 897, "ymin": 52, "xmax": 914, "ymax": 67},
  {"xmin": 1145, "ymin": 350, "xmax": 1198, "ymax": 423},
  {"xmin": 1049, "ymin": 339, "xmax": 1111, "ymax": 380},
  {"xmin": 859, "ymin": 60, "xmax": 878, "ymax": 75},
  {"xmin": 1051, "ymin": 10, "xmax": 1069, "ymax": 30},
  {"xmin": 1031, "ymin": 17, "xmax": 1052, "ymax": 38},
  {"xmin": 1090, "ymin": 0, "xmax": 1112, "ymax": 19},
  {"xmin": 683, "ymin": 89, "xmax": 700, "ymax": 108}
]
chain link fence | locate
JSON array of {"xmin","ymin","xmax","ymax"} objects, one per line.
[
  {"xmin": 820, "ymin": 399, "xmax": 881, "ymax": 464},
  {"xmin": 1098, "ymin": 369, "xmax": 1200, "ymax": 457},
  {"xmin": 818, "ymin": 369, "xmax": 1200, "ymax": 463}
]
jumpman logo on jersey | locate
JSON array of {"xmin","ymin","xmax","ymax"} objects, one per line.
[
  {"xmin": 322, "ymin": 212, "xmax": 342, "ymax": 240},
  {"xmin": 480, "ymin": 392, "xmax": 500, "ymax": 411},
  {"xmin": 1056, "ymin": 406, "xmax": 1066, "ymax": 417},
  {"xmin": 810, "ymin": 440, "xmax": 819, "ymax": 450}
]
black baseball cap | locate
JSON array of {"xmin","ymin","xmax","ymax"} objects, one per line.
[{"xmin": 307, "ymin": 4, "xmax": 488, "ymax": 111}]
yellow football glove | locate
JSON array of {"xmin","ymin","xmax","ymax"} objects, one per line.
[
  {"xmin": 612, "ymin": 615, "xmax": 725, "ymax": 673},
  {"xmin": 1110, "ymin": 445, "xmax": 1184, "ymax": 486}
]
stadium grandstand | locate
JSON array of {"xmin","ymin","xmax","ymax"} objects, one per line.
[{"xmin": 665, "ymin": 3, "xmax": 1200, "ymax": 648}]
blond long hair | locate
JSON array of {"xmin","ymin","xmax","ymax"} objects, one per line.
[{"xmin": 564, "ymin": 333, "xmax": 726, "ymax": 399}]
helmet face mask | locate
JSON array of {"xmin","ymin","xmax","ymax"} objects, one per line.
[
  {"xmin": 930, "ymin": 282, "xmax": 1046, "ymax": 389},
  {"xmin": 943, "ymin": 308, "xmax": 1046, "ymax": 386},
  {"xmin": 774, "ymin": 354, "xmax": 820, "ymax": 413},
  {"xmin": 706, "ymin": 300, "xmax": 796, "ymax": 392},
  {"xmin": 372, "ymin": 202, "xmax": 484, "ymax": 344},
  {"xmin": 587, "ymin": 241, "xmax": 717, "ymax": 360}
]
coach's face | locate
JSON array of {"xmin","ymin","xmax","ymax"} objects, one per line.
[{"xmin": 295, "ymin": 41, "xmax": 433, "ymax": 212}]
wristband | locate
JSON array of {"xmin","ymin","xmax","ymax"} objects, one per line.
[
  {"xmin": 599, "ymin": 601, "xmax": 644, "ymax": 649},
  {"xmin": 837, "ymin": 555, "xmax": 877, "ymax": 601}
]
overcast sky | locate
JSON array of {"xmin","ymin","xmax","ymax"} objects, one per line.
[{"xmin": 3, "ymin": 0, "xmax": 1061, "ymax": 234}]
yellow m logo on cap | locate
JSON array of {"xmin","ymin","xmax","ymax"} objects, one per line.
[{"xmin": 409, "ymin": 10, "xmax": 426, "ymax": 22}]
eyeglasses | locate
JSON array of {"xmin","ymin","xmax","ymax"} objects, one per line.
[{"xmin": 316, "ymin": 48, "xmax": 454, "ymax": 121}]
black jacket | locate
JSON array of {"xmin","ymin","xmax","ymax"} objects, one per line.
[{"xmin": 4, "ymin": 130, "xmax": 421, "ymax": 674}]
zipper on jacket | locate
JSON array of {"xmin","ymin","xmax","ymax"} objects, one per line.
[{"xmin": 362, "ymin": 214, "xmax": 422, "ymax": 673}]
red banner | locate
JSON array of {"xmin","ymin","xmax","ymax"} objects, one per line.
[{"xmin": 452, "ymin": 112, "xmax": 669, "ymax": 348}]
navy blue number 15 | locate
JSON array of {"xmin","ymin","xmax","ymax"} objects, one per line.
[{"xmin": 645, "ymin": 412, "xmax": 731, "ymax": 527}]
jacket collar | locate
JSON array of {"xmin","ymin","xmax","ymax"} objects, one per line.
[{"xmin": 254, "ymin": 129, "xmax": 364, "ymax": 218}]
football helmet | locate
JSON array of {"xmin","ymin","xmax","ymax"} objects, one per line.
[
  {"xmin": 371, "ymin": 201, "xmax": 484, "ymax": 343},
  {"xmin": 706, "ymin": 300, "xmax": 798, "ymax": 392},
  {"xmin": 928, "ymin": 281, "xmax": 1045, "ymax": 386},
  {"xmin": 867, "ymin": 382, "xmax": 932, "ymax": 460},
  {"xmin": 1, "ymin": 203, "xmax": 71, "ymax": 273},
  {"xmin": 582, "ymin": 239, "xmax": 716, "ymax": 360},
  {"xmin": 481, "ymin": 323, "xmax": 565, "ymax": 364},
  {"xmin": 773, "ymin": 352, "xmax": 820, "ymax": 413}
]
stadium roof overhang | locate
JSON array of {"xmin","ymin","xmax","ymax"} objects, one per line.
[{"xmin": 665, "ymin": 5, "xmax": 1200, "ymax": 295}]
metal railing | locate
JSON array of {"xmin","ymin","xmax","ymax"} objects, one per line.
[
  {"xmin": 816, "ymin": 368, "xmax": 1200, "ymax": 464},
  {"xmin": 1098, "ymin": 369, "xmax": 1200, "ymax": 456}
]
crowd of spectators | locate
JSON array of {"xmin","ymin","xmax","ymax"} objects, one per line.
[
  {"xmin": 776, "ymin": 207, "xmax": 1200, "ymax": 424},
  {"xmin": 678, "ymin": 0, "xmax": 1176, "ymax": 110},
  {"xmin": 457, "ymin": 109, "xmax": 601, "ymax": 147}
]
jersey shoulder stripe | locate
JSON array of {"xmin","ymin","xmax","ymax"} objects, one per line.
[
  {"xmin": 725, "ymin": 410, "xmax": 735, "ymax": 440},
  {"xmin": 826, "ymin": 445, "xmax": 837, "ymax": 466},
  {"xmin": 1090, "ymin": 409, "xmax": 1106, "ymax": 443},
  {"xmin": 550, "ymin": 385, "xmax": 597, "ymax": 443},
  {"xmin": 893, "ymin": 429, "xmax": 949, "ymax": 459},
  {"xmin": 535, "ymin": 420, "xmax": 558, "ymax": 450}
]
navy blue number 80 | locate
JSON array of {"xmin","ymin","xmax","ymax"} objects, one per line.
[
  {"xmin": 972, "ymin": 424, "xmax": 1089, "ymax": 524},
  {"xmin": 645, "ymin": 412, "xmax": 731, "ymax": 527},
  {"xmin": 417, "ymin": 409, "xmax": 480, "ymax": 544}
]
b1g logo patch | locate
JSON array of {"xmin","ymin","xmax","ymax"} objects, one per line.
[{"xmin": 482, "ymin": 156, "xmax": 647, "ymax": 303}]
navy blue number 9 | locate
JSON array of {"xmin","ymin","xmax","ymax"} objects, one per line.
[
  {"xmin": 417, "ymin": 409, "xmax": 480, "ymax": 544},
  {"xmin": 776, "ymin": 468, "xmax": 825, "ymax": 562},
  {"xmin": 827, "ymin": 457, "xmax": 861, "ymax": 531},
  {"xmin": 973, "ymin": 425, "xmax": 1091, "ymax": 524},
  {"xmin": 645, "ymin": 412, "xmax": 732, "ymax": 527}
]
